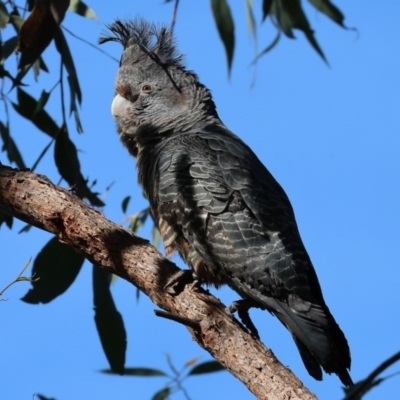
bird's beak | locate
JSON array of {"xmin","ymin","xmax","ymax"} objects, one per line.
[{"xmin": 111, "ymin": 94, "xmax": 130, "ymax": 119}]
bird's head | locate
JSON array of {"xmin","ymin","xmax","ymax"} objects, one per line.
[{"xmin": 99, "ymin": 19, "xmax": 220, "ymax": 156}]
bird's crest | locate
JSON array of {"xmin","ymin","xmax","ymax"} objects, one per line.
[{"xmin": 99, "ymin": 19, "xmax": 183, "ymax": 68}]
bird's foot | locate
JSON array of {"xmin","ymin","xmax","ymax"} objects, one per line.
[
  {"xmin": 164, "ymin": 269, "xmax": 201, "ymax": 293},
  {"xmin": 226, "ymin": 299, "xmax": 261, "ymax": 339}
]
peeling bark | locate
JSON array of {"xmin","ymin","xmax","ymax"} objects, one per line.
[{"xmin": 0, "ymin": 164, "xmax": 317, "ymax": 400}]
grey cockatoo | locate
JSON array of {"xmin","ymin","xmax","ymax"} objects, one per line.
[{"xmin": 100, "ymin": 19, "xmax": 353, "ymax": 386}]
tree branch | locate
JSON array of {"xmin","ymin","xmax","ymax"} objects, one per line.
[{"xmin": 0, "ymin": 164, "xmax": 317, "ymax": 400}]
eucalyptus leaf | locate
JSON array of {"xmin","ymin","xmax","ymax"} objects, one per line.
[
  {"xmin": 0, "ymin": 121, "xmax": 26, "ymax": 169},
  {"xmin": 151, "ymin": 387, "xmax": 170, "ymax": 400},
  {"xmin": 101, "ymin": 367, "xmax": 167, "ymax": 377},
  {"xmin": 188, "ymin": 360, "xmax": 225, "ymax": 375},
  {"xmin": 0, "ymin": 2, "xmax": 10, "ymax": 28},
  {"xmin": 211, "ymin": 0, "xmax": 235, "ymax": 74},
  {"xmin": 21, "ymin": 237, "xmax": 85, "ymax": 304},
  {"xmin": 68, "ymin": 0, "xmax": 97, "ymax": 20},
  {"xmin": 93, "ymin": 267, "xmax": 126, "ymax": 374}
]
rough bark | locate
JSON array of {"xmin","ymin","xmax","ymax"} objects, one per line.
[{"xmin": 0, "ymin": 164, "xmax": 317, "ymax": 400}]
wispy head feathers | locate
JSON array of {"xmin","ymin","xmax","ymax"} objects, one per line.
[{"xmin": 99, "ymin": 18, "xmax": 183, "ymax": 67}]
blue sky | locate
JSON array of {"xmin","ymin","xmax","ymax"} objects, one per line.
[{"xmin": 1, "ymin": 1, "xmax": 399, "ymax": 399}]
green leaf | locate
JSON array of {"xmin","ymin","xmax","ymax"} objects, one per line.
[
  {"xmin": 68, "ymin": 0, "xmax": 97, "ymax": 20},
  {"xmin": 188, "ymin": 360, "xmax": 225, "ymax": 375},
  {"xmin": 0, "ymin": 64, "xmax": 20, "ymax": 86},
  {"xmin": 211, "ymin": 0, "xmax": 235, "ymax": 74},
  {"xmin": 67, "ymin": 75, "xmax": 83, "ymax": 133},
  {"xmin": 21, "ymin": 237, "xmax": 85, "ymax": 304},
  {"xmin": 12, "ymin": 88, "xmax": 59, "ymax": 138},
  {"xmin": 308, "ymin": 0, "xmax": 345, "ymax": 27},
  {"xmin": 36, "ymin": 395, "xmax": 56, "ymax": 400},
  {"xmin": 54, "ymin": 31, "xmax": 82, "ymax": 104},
  {"xmin": 151, "ymin": 225, "xmax": 161, "ymax": 250},
  {"xmin": 93, "ymin": 267, "xmax": 127, "ymax": 374},
  {"xmin": 0, "ymin": 1, "xmax": 10, "ymax": 28},
  {"xmin": 101, "ymin": 367, "xmax": 167, "ymax": 377},
  {"xmin": 54, "ymin": 30, "xmax": 83, "ymax": 133},
  {"xmin": 129, "ymin": 209, "xmax": 149, "ymax": 233},
  {"xmin": 152, "ymin": 387, "xmax": 170, "ymax": 400},
  {"xmin": 270, "ymin": 1, "xmax": 295, "ymax": 38},
  {"xmin": 0, "ymin": 121, "xmax": 26, "ymax": 169},
  {"xmin": 0, "ymin": 36, "xmax": 18, "ymax": 63},
  {"xmin": 33, "ymin": 90, "xmax": 50, "ymax": 116},
  {"xmin": 54, "ymin": 125, "xmax": 104, "ymax": 207},
  {"xmin": 273, "ymin": 0, "xmax": 327, "ymax": 63},
  {"xmin": 31, "ymin": 138, "xmax": 54, "ymax": 172},
  {"xmin": 250, "ymin": 31, "xmax": 281, "ymax": 65},
  {"xmin": 121, "ymin": 196, "xmax": 131, "ymax": 213},
  {"xmin": 0, "ymin": 209, "xmax": 13, "ymax": 229},
  {"xmin": 245, "ymin": 0, "xmax": 257, "ymax": 38},
  {"xmin": 18, "ymin": 223, "xmax": 32, "ymax": 234},
  {"xmin": 9, "ymin": 13, "xmax": 24, "ymax": 32},
  {"xmin": 262, "ymin": 0, "xmax": 273, "ymax": 21}
]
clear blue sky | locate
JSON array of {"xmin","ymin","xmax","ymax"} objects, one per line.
[{"xmin": 1, "ymin": 1, "xmax": 399, "ymax": 399}]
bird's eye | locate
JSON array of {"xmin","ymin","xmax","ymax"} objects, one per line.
[{"xmin": 141, "ymin": 84, "xmax": 152, "ymax": 92}]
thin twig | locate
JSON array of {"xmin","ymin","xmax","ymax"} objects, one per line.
[
  {"xmin": 0, "ymin": 258, "xmax": 38, "ymax": 299},
  {"xmin": 170, "ymin": 0, "xmax": 180, "ymax": 34},
  {"xmin": 59, "ymin": 56, "xmax": 66, "ymax": 126},
  {"xmin": 344, "ymin": 351, "xmax": 400, "ymax": 400},
  {"xmin": 62, "ymin": 26, "xmax": 119, "ymax": 63},
  {"xmin": 154, "ymin": 309, "xmax": 200, "ymax": 330}
]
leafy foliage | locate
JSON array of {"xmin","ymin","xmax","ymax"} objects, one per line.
[
  {"xmin": 102, "ymin": 354, "xmax": 225, "ymax": 399},
  {"xmin": 211, "ymin": 0, "xmax": 351, "ymax": 73},
  {"xmin": 5, "ymin": 1, "xmax": 387, "ymax": 400},
  {"xmin": 21, "ymin": 237, "xmax": 85, "ymax": 304},
  {"xmin": 93, "ymin": 266, "xmax": 127, "ymax": 375}
]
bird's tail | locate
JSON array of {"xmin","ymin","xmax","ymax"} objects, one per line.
[{"xmin": 261, "ymin": 296, "xmax": 353, "ymax": 387}]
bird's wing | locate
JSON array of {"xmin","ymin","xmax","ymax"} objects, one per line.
[{"xmin": 153, "ymin": 126, "xmax": 352, "ymax": 384}]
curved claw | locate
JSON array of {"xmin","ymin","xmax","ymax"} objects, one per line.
[
  {"xmin": 164, "ymin": 269, "xmax": 199, "ymax": 290},
  {"xmin": 227, "ymin": 299, "xmax": 261, "ymax": 339}
]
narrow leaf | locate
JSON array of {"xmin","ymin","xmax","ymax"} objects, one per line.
[
  {"xmin": 21, "ymin": 237, "xmax": 85, "ymax": 304},
  {"xmin": 12, "ymin": 88, "xmax": 59, "ymax": 138},
  {"xmin": 129, "ymin": 209, "xmax": 149, "ymax": 233},
  {"xmin": 0, "ymin": 121, "xmax": 26, "ymax": 169},
  {"xmin": 152, "ymin": 387, "xmax": 170, "ymax": 400},
  {"xmin": 33, "ymin": 90, "xmax": 50, "ymax": 115},
  {"xmin": 18, "ymin": 223, "xmax": 32, "ymax": 233},
  {"xmin": 36, "ymin": 395, "xmax": 56, "ymax": 400},
  {"xmin": 54, "ymin": 125, "xmax": 104, "ymax": 206},
  {"xmin": 185, "ymin": 357, "xmax": 200, "ymax": 367},
  {"xmin": 308, "ymin": 0, "xmax": 345, "ymax": 27},
  {"xmin": 0, "ymin": 209, "xmax": 13, "ymax": 229},
  {"xmin": 9, "ymin": 13, "xmax": 24, "ymax": 32},
  {"xmin": 188, "ymin": 360, "xmax": 225, "ymax": 375},
  {"xmin": 262, "ymin": 0, "xmax": 273, "ymax": 21},
  {"xmin": 245, "ymin": 0, "xmax": 257, "ymax": 38},
  {"xmin": 250, "ymin": 31, "xmax": 281, "ymax": 65},
  {"xmin": 151, "ymin": 225, "xmax": 161, "ymax": 250},
  {"xmin": 270, "ymin": 1, "xmax": 295, "ymax": 38},
  {"xmin": 93, "ymin": 267, "xmax": 126, "ymax": 374},
  {"xmin": 121, "ymin": 196, "xmax": 131, "ymax": 213},
  {"xmin": 101, "ymin": 367, "xmax": 167, "ymax": 377},
  {"xmin": 0, "ymin": 36, "xmax": 18, "ymax": 63},
  {"xmin": 279, "ymin": 0, "xmax": 328, "ymax": 62},
  {"xmin": 54, "ymin": 31, "xmax": 82, "ymax": 104},
  {"xmin": 211, "ymin": 0, "xmax": 235, "ymax": 74},
  {"xmin": 68, "ymin": 0, "xmax": 97, "ymax": 20},
  {"xmin": 31, "ymin": 138, "xmax": 54, "ymax": 172},
  {"xmin": 0, "ymin": 1, "xmax": 10, "ymax": 28}
]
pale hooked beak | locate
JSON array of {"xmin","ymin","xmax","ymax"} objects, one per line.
[{"xmin": 111, "ymin": 94, "xmax": 130, "ymax": 119}]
